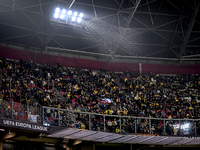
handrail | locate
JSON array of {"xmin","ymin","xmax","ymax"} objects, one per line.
[
  {"xmin": 43, "ymin": 106, "xmax": 200, "ymax": 121},
  {"xmin": 0, "ymin": 99, "xmax": 199, "ymax": 136},
  {"xmin": 1, "ymin": 99, "xmax": 200, "ymax": 122}
]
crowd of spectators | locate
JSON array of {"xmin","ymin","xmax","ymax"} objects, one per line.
[{"xmin": 0, "ymin": 57, "xmax": 200, "ymax": 135}]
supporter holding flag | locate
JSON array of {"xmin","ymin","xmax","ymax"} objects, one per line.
[{"xmin": 98, "ymin": 98, "xmax": 113, "ymax": 104}]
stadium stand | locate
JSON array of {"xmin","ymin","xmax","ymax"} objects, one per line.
[
  {"xmin": 0, "ymin": 56, "xmax": 200, "ymax": 136},
  {"xmin": 1, "ymin": 0, "xmax": 200, "ymax": 149}
]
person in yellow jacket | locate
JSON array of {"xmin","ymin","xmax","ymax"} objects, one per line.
[
  {"xmin": 116, "ymin": 127, "xmax": 120, "ymax": 133},
  {"xmin": 116, "ymin": 98, "xmax": 120, "ymax": 103},
  {"xmin": 81, "ymin": 124, "xmax": 85, "ymax": 129},
  {"xmin": 109, "ymin": 109, "xmax": 113, "ymax": 115},
  {"xmin": 116, "ymin": 109, "xmax": 120, "ymax": 115},
  {"xmin": 173, "ymin": 127, "xmax": 178, "ymax": 135},
  {"xmin": 104, "ymin": 110, "xmax": 108, "ymax": 114}
]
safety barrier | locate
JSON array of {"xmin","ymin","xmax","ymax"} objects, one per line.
[{"xmin": 0, "ymin": 99, "xmax": 199, "ymax": 136}]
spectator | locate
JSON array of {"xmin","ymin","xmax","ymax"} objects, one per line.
[{"xmin": 0, "ymin": 58, "xmax": 200, "ymax": 135}]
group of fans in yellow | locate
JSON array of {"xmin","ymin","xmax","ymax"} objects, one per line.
[{"xmin": 0, "ymin": 56, "xmax": 199, "ymax": 135}]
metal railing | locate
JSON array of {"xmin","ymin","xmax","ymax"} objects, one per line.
[
  {"xmin": 0, "ymin": 99, "xmax": 43, "ymax": 124},
  {"xmin": 43, "ymin": 106, "xmax": 199, "ymax": 136},
  {"xmin": 1, "ymin": 99, "xmax": 200, "ymax": 136}
]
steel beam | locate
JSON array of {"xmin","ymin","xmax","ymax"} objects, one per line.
[
  {"xmin": 123, "ymin": 0, "xmax": 141, "ymax": 28},
  {"xmin": 0, "ymin": 2, "xmax": 52, "ymax": 15},
  {"xmin": 144, "ymin": 48, "xmax": 168, "ymax": 57},
  {"xmin": 12, "ymin": 2, "xmax": 47, "ymax": 47},
  {"xmin": 78, "ymin": 43, "xmax": 169, "ymax": 53},
  {"xmin": 26, "ymin": 2, "xmax": 54, "ymax": 48},
  {"xmin": 133, "ymin": 16, "xmax": 171, "ymax": 43},
  {"xmin": 14, "ymin": 3, "xmax": 38, "ymax": 28},
  {"xmin": 51, "ymin": 38, "xmax": 65, "ymax": 49},
  {"xmin": 185, "ymin": 1, "xmax": 195, "ymax": 11},
  {"xmin": 42, "ymin": 25, "xmax": 59, "ymax": 49},
  {"xmin": 111, "ymin": 0, "xmax": 124, "ymax": 26},
  {"xmin": 75, "ymin": 1, "xmax": 180, "ymax": 17},
  {"xmin": 167, "ymin": 0, "xmax": 186, "ymax": 58},
  {"xmin": 137, "ymin": 0, "xmax": 157, "ymax": 8},
  {"xmin": 188, "ymin": 36, "xmax": 200, "ymax": 43},
  {"xmin": 178, "ymin": 2, "xmax": 200, "ymax": 58},
  {"xmin": 186, "ymin": 45, "xmax": 200, "ymax": 47},
  {"xmin": 182, "ymin": 54, "xmax": 200, "ymax": 58},
  {"xmin": 104, "ymin": 0, "xmax": 141, "ymax": 55},
  {"xmin": 167, "ymin": 0, "xmax": 181, "ymax": 12},
  {"xmin": 0, "ymin": 20, "xmax": 187, "ymax": 49},
  {"xmin": 0, "ymin": 34, "xmax": 32, "ymax": 41},
  {"xmin": 0, "ymin": 8, "xmax": 42, "ymax": 15}
]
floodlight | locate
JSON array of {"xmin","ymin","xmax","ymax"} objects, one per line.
[
  {"xmin": 55, "ymin": 8, "xmax": 60, "ymax": 13},
  {"xmin": 67, "ymin": 10, "xmax": 72, "ymax": 15},
  {"xmin": 52, "ymin": 8, "xmax": 84, "ymax": 25},
  {"xmin": 54, "ymin": 13, "xmax": 59, "ymax": 18},
  {"xmin": 79, "ymin": 13, "xmax": 83, "ymax": 18},
  {"xmin": 60, "ymin": 14, "xmax": 65, "ymax": 19},
  {"xmin": 73, "ymin": 12, "xmax": 78, "ymax": 16},
  {"xmin": 77, "ymin": 17, "xmax": 82, "ymax": 23},
  {"xmin": 62, "ymin": 9, "xmax": 66, "ymax": 14},
  {"xmin": 72, "ymin": 16, "xmax": 76, "ymax": 22}
]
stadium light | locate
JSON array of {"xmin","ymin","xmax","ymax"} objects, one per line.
[
  {"xmin": 55, "ymin": 8, "xmax": 60, "ymax": 13},
  {"xmin": 54, "ymin": 13, "xmax": 59, "ymax": 18},
  {"xmin": 61, "ymin": 9, "xmax": 66, "ymax": 14},
  {"xmin": 77, "ymin": 17, "xmax": 82, "ymax": 23},
  {"xmin": 67, "ymin": 10, "xmax": 73, "ymax": 15},
  {"xmin": 79, "ymin": 13, "xmax": 83, "ymax": 18},
  {"xmin": 52, "ymin": 7, "xmax": 84, "ymax": 25},
  {"xmin": 73, "ymin": 12, "xmax": 78, "ymax": 16},
  {"xmin": 60, "ymin": 14, "xmax": 65, "ymax": 19},
  {"xmin": 72, "ymin": 16, "xmax": 76, "ymax": 22}
]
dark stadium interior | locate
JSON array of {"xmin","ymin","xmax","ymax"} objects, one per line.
[
  {"xmin": 0, "ymin": 0, "xmax": 200, "ymax": 150},
  {"xmin": 0, "ymin": 0, "xmax": 200, "ymax": 59}
]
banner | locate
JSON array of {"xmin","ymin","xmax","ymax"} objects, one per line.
[
  {"xmin": 0, "ymin": 118, "xmax": 50, "ymax": 132},
  {"xmin": 29, "ymin": 115, "xmax": 37, "ymax": 123}
]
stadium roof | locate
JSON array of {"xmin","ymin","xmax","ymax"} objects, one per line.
[
  {"xmin": 0, "ymin": 0, "xmax": 200, "ymax": 61},
  {"xmin": 50, "ymin": 128, "xmax": 200, "ymax": 146}
]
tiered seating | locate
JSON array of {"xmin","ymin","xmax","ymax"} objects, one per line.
[{"xmin": 0, "ymin": 56, "xmax": 200, "ymax": 135}]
